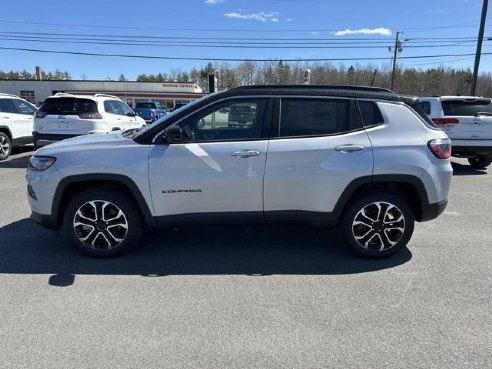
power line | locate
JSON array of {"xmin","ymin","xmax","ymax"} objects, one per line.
[
  {"xmin": 0, "ymin": 45, "xmax": 491, "ymax": 62},
  {"xmin": 0, "ymin": 19, "xmax": 486, "ymax": 33}
]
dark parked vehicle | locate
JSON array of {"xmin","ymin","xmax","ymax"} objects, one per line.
[{"xmin": 228, "ymin": 104, "xmax": 256, "ymax": 128}]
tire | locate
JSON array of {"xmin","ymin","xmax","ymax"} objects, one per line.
[
  {"xmin": 62, "ymin": 187, "xmax": 142, "ymax": 257},
  {"xmin": 0, "ymin": 132, "xmax": 12, "ymax": 161},
  {"xmin": 468, "ymin": 156, "xmax": 492, "ymax": 169},
  {"xmin": 340, "ymin": 192, "xmax": 414, "ymax": 258}
]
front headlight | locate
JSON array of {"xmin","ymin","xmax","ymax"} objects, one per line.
[{"xmin": 28, "ymin": 156, "xmax": 56, "ymax": 171}]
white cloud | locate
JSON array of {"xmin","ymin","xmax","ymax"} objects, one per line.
[
  {"xmin": 333, "ymin": 27, "xmax": 392, "ymax": 36},
  {"xmin": 224, "ymin": 11, "xmax": 280, "ymax": 22},
  {"xmin": 204, "ymin": 0, "xmax": 225, "ymax": 5},
  {"xmin": 286, "ymin": 18, "xmax": 293, "ymax": 22}
]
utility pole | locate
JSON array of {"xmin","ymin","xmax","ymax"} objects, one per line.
[
  {"xmin": 470, "ymin": 0, "xmax": 488, "ymax": 96},
  {"xmin": 390, "ymin": 32, "xmax": 401, "ymax": 91}
]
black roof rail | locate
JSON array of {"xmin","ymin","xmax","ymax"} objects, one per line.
[{"xmin": 233, "ymin": 84, "xmax": 395, "ymax": 94}]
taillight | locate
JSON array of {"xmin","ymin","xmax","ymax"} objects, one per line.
[
  {"xmin": 78, "ymin": 112, "xmax": 103, "ymax": 119},
  {"xmin": 35, "ymin": 112, "xmax": 48, "ymax": 118},
  {"xmin": 428, "ymin": 138, "xmax": 452, "ymax": 159},
  {"xmin": 432, "ymin": 118, "xmax": 459, "ymax": 125}
]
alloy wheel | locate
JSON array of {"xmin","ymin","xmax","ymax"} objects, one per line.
[
  {"xmin": 0, "ymin": 135, "xmax": 10, "ymax": 156},
  {"xmin": 73, "ymin": 200, "xmax": 129, "ymax": 250},
  {"xmin": 352, "ymin": 201, "xmax": 405, "ymax": 251}
]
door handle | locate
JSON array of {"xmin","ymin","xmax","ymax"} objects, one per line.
[
  {"xmin": 334, "ymin": 144, "xmax": 365, "ymax": 153},
  {"xmin": 231, "ymin": 150, "xmax": 260, "ymax": 158}
]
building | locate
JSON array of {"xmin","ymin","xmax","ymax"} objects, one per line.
[{"xmin": 0, "ymin": 80, "xmax": 204, "ymax": 109}]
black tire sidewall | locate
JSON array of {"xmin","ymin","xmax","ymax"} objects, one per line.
[
  {"xmin": 62, "ymin": 188, "xmax": 142, "ymax": 257},
  {"xmin": 0, "ymin": 132, "xmax": 12, "ymax": 161},
  {"xmin": 468, "ymin": 156, "xmax": 492, "ymax": 169},
  {"xmin": 341, "ymin": 192, "xmax": 415, "ymax": 258}
]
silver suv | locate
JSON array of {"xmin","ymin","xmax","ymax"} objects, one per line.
[
  {"xmin": 26, "ymin": 85, "xmax": 452, "ymax": 258},
  {"xmin": 420, "ymin": 96, "xmax": 492, "ymax": 168}
]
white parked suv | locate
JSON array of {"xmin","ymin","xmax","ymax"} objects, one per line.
[
  {"xmin": 420, "ymin": 96, "xmax": 492, "ymax": 168},
  {"xmin": 33, "ymin": 93, "xmax": 146, "ymax": 148},
  {"xmin": 26, "ymin": 85, "xmax": 453, "ymax": 258},
  {"xmin": 0, "ymin": 93, "xmax": 37, "ymax": 160}
]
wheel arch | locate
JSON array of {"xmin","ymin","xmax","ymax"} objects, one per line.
[
  {"xmin": 0, "ymin": 126, "xmax": 13, "ymax": 141},
  {"xmin": 333, "ymin": 175, "xmax": 430, "ymax": 223},
  {"xmin": 53, "ymin": 174, "xmax": 155, "ymax": 228}
]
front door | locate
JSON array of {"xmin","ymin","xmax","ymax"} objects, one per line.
[{"xmin": 148, "ymin": 98, "xmax": 272, "ymax": 221}]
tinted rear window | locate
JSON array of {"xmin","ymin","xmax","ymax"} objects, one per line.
[
  {"xmin": 40, "ymin": 98, "xmax": 98, "ymax": 115},
  {"xmin": 136, "ymin": 102, "xmax": 156, "ymax": 109},
  {"xmin": 358, "ymin": 101, "xmax": 384, "ymax": 126},
  {"xmin": 442, "ymin": 99, "xmax": 492, "ymax": 116}
]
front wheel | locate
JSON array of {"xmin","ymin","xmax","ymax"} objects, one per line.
[
  {"xmin": 0, "ymin": 132, "xmax": 12, "ymax": 161},
  {"xmin": 340, "ymin": 192, "xmax": 414, "ymax": 258},
  {"xmin": 468, "ymin": 156, "xmax": 492, "ymax": 169},
  {"xmin": 63, "ymin": 188, "xmax": 142, "ymax": 257}
]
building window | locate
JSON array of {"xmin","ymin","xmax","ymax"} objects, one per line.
[{"xmin": 20, "ymin": 90, "xmax": 35, "ymax": 104}]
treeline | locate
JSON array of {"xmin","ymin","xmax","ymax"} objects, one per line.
[
  {"xmin": 4, "ymin": 62, "xmax": 492, "ymax": 96},
  {"xmin": 0, "ymin": 69, "xmax": 71, "ymax": 80},
  {"xmin": 137, "ymin": 61, "xmax": 492, "ymax": 97}
]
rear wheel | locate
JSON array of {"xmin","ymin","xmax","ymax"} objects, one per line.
[
  {"xmin": 468, "ymin": 156, "xmax": 492, "ymax": 169},
  {"xmin": 63, "ymin": 188, "xmax": 142, "ymax": 257},
  {"xmin": 0, "ymin": 132, "xmax": 12, "ymax": 161},
  {"xmin": 340, "ymin": 192, "xmax": 414, "ymax": 258}
]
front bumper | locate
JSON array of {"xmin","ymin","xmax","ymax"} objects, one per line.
[{"xmin": 30, "ymin": 210, "xmax": 59, "ymax": 229}]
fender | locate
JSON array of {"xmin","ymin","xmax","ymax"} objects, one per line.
[{"xmin": 52, "ymin": 173, "xmax": 156, "ymax": 228}]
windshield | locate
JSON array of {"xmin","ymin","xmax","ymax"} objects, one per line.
[{"xmin": 132, "ymin": 95, "xmax": 210, "ymax": 139}]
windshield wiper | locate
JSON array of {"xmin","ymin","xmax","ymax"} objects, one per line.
[{"xmin": 475, "ymin": 112, "xmax": 492, "ymax": 116}]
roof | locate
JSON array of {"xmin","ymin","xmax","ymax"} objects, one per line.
[{"xmin": 218, "ymin": 84, "xmax": 402, "ymax": 101}]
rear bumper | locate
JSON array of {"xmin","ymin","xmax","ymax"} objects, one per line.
[
  {"xmin": 420, "ymin": 199, "xmax": 448, "ymax": 222},
  {"xmin": 452, "ymin": 146, "xmax": 492, "ymax": 157},
  {"xmin": 33, "ymin": 132, "xmax": 80, "ymax": 147}
]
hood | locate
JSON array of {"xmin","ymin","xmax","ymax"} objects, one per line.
[{"xmin": 35, "ymin": 131, "xmax": 138, "ymax": 156}]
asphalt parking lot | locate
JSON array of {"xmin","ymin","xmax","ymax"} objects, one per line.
[{"xmin": 0, "ymin": 145, "xmax": 490, "ymax": 369}]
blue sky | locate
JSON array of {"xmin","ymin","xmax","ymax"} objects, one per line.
[{"xmin": 0, "ymin": 0, "xmax": 490, "ymax": 80}]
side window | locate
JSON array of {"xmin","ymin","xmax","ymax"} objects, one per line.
[
  {"xmin": 117, "ymin": 101, "xmax": 134, "ymax": 116},
  {"xmin": 104, "ymin": 100, "xmax": 125, "ymax": 115},
  {"xmin": 178, "ymin": 99, "xmax": 268, "ymax": 142},
  {"xmin": 279, "ymin": 98, "xmax": 360, "ymax": 137},
  {"xmin": 103, "ymin": 100, "xmax": 115, "ymax": 114},
  {"xmin": 13, "ymin": 99, "xmax": 36, "ymax": 115},
  {"xmin": 0, "ymin": 99, "xmax": 19, "ymax": 114},
  {"xmin": 419, "ymin": 101, "xmax": 431, "ymax": 115},
  {"xmin": 358, "ymin": 101, "xmax": 384, "ymax": 127}
]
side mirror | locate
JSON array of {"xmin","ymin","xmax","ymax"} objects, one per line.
[{"xmin": 163, "ymin": 125, "xmax": 186, "ymax": 143}]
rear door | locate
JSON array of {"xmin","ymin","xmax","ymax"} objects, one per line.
[
  {"xmin": 264, "ymin": 97, "xmax": 373, "ymax": 220},
  {"xmin": 440, "ymin": 98, "xmax": 492, "ymax": 140},
  {"xmin": 12, "ymin": 99, "xmax": 37, "ymax": 135}
]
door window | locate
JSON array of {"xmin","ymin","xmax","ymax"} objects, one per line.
[
  {"xmin": 278, "ymin": 98, "xmax": 361, "ymax": 137},
  {"xmin": 0, "ymin": 99, "xmax": 19, "ymax": 114},
  {"xmin": 177, "ymin": 99, "xmax": 268, "ymax": 142},
  {"xmin": 12, "ymin": 99, "xmax": 37, "ymax": 115}
]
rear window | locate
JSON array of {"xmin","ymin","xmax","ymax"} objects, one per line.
[
  {"xmin": 40, "ymin": 98, "xmax": 98, "ymax": 115},
  {"xmin": 136, "ymin": 102, "xmax": 156, "ymax": 109},
  {"xmin": 442, "ymin": 99, "xmax": 492, "ymax": 116}
]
